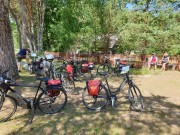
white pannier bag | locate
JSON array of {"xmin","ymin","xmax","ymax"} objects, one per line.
[
  {"xmin": 45, "ymin": 54, "xmax": 54, "ymax": 61},
  {"xmin": 30, "ymin": 53, "xmax": 37, "ymax": 57}
]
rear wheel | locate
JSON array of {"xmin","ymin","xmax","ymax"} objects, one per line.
[
  {"xmin": 0, "ymin": 95, "xmax": 17, "ymax": 122},
  {"xmin": 82, "ymin": 85, "xmax": 108, "ymax": 111},
  {"xmin": 37, "ymin": 90, "xmax": 67, "ymax": 114},
  {"xmin": 128, "ymin": 84, "xmax": 144, "ymax": 111},
  {"xmin": 97, "ymin": 65, "xmax": 110, "ymax": 75},
  {"xmin": 79, "ymin": 68, "xmax": 92, "ymax": 81}
]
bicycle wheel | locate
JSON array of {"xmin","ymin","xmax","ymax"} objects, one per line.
[
  {"xmin": 37, "ymin": 90, "xmax": 67, "ymax": 114},
  {"xmin": 128, "ymin": 84, "xmax": 144, "ymax": 111},
  {"xmin": 97, "ymin": 65, "xmax": 110, "ymax": 75},
  {"xmin": 61, "ymin": 72, "xmax": 75, "ymax": 93},
  {"xmin": 49, "ymin": 68, "xmax": 56, "ymax": 79},
  {"xmin": 0, "ymin": 95, "xmax": 17, "ymax": 122},
  {"xmin": 82, "ymin": 85, "xmax": 108, "ymax": 111}
]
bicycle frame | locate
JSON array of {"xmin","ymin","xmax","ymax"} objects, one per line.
[
  {"xmin": 5, "ymin": 81, "xmax": 45, "ymax": 106},
  {"xmin": 103, "ymin": 73, "xmax": 132, "ymax": 97}
]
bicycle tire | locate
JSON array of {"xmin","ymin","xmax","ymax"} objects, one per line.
[
  {"xmin": 97, "ymin": 65, "xmax": 110, "ymax": 75},
  {"xmin": 82, "ymin": 85, "xmax": 108, "ymax": 111},
  {"xmin": 37, "ymin": 90, "xmax": 67, "ymax": 114},
  {"xmin": 128, "ymin": 84, "xmax": 144, "ymax": 111},
  {"xmin": 61, "ymin": 72, "xmax": 75, "ymax": 93},
  {"xmin": 49, "ymin": 68, "xmax": 55, "ymax": 80},
  {"xmin": 0, "ymin": 95, "xmax": 17, "ymax": 122}
]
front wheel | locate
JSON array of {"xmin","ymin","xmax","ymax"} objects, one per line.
[
  {"xmin": 37, "ymin": 90, "xmax": 67, "ymax": 114},
  {"xmin": 82, "ymin": 85, "xmax": 108, "ymax": 111},
  {"xmin": 128, "ymin": 84, "xmax": 144, "ymax": 111},
  {"xmin": 61, "ymin": 72, "xmax": 75, "ymax": 94},
  {"xmin": 0, "ymin": 95, "xmax": 17, "ymax": 122}
]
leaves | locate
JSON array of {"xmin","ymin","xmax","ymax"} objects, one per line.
[{"xmin": 42, "ymin": 0, "xmax": 180, "ymax": 55}]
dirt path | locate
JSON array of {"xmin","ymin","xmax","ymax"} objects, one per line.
[{"xmin": 0, "ymin": 71, "xmax": 180, "ymax": 135}]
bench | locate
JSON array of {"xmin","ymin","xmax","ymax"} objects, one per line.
[{"xmin": 157, "ymin": 63, "xmax": 177, "ymax": 70}]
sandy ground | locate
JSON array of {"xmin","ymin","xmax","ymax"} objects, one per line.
[{"xmin": 0, "ymin": 71, "xmax": 180, "ymax": 135}]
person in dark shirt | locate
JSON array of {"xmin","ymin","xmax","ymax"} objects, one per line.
[
  {"xmin": 161, "ymin": 53, "xmax": 169, "ymax": 71},
  {"xmin": 16, "ymin": 48, "xmax": 30, "ymax": 72}
]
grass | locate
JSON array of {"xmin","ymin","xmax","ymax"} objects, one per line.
[
  {"xmin": 0, "ymin": 70, "xmax": 180, "ymax": 135},
  {"xmin": 130, "ymin": 68, "xmax": 162, "ymax": 75}
]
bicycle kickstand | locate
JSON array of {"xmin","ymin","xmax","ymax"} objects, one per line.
[{"xmin": 28, "ymin": 100, "xmax": 37, "ymax": 124}]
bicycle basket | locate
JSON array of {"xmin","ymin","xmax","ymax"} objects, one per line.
[
  {"xmin": 87, "ymin": 80, "xmax": 101, "ymax": 96},
  {"xmin": 47, "ymin": 79, "xmax": 61, "ymax": 97}
]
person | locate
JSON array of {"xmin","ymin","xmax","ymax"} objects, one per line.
[
  {"xmin": 148, "ymin": 53, "xmax": 158, "ymax": 70},
  {"xmin": 178, "ymin": 56, "xmax": 180, "ymax": 71},
  {"xmin": 16, "ymin": 48, "xmax": 30, "ymax": 72},
  {"xmin": 161, "ymin": 53, "xmax": 169, "ymax": 71}
]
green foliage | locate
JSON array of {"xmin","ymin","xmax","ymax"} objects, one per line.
[
  {"xmin": 11, "ymin": 22, "xmax": 19, "ymax": 49},
  {"xmin": 43, "ymin": 0, "xmax": 180, "ymax": 55}
]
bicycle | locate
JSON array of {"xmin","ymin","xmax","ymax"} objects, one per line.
[
  {"xmin": 0, "ymin": 70, "xmax": 67, "ymax": 123},
  {"xmin": 69, "ymin": 58, "xmax": 93, "ymax": 81},
  {"xmin": 96, "ymin": 55, "xmax": 127, "ymax": 76},
  {"xmin": 82, "ymin": 65, "xmax": 144, "ymax": 111},
  {"xmin": 55, "ymin": 57, "xmax": 75, "ymax": 94},
  {"xmin": 30, "ymin": 54, "xmax": 44, "ymax": 75},
  {"xmin": 43, "ymin": 54, "xmax": 57, "ymax": 79}
]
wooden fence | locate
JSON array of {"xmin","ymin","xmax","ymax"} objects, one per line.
[{"xmin": 44, "ymin": 51, "xmax": 180, "ymax": 70}]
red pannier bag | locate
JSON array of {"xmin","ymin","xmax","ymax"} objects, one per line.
[
  {"xmin": 66, "ymin": 65, "xmax": 73, "ymax": 73},
  {"xmin": 47, "ymin": 79, "xmax": 61, "ymax": 97},
  {"xmin": 82, "ymin": 63, "xmax": 89, "ymax": 73},
  {"xmin": 48, "ymin": 79, "xmax": 61, "ymax": 85},
  {"xmin": 87, "ymin": 80, "xmax": 101, "ymax": 96},
  {"xmin": 119, "ymin": 61, "xmax": 127, "ymax": 65}
]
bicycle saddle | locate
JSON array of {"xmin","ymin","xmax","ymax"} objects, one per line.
[
  {"xmin": 114, "ymin": 58, "xmax": 120, "ymax": 61},
  {"xmin": 36, "ymin": 77, "xmax": 49, "ymax": 82}
]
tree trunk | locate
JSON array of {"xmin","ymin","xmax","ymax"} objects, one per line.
[
  {"xmin": 0, "ymin": 0, "xmax": 19, "ymax": 79},
  {"xmin": 36, "ymin": 0, "xmax": 45, "ymax": 52},
  {"xmin": 45, "ymin": 30, "xmax": 50, "ymax": 50},
  {"xmin": 26, "ymin": 0, "xmax": 36, "ymax": 52},
  {"xmin": 20, "ymin": 0, "xmax": 27, "ymax": 48}
]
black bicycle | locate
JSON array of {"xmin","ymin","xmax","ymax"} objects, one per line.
[
  {"xmin": 55, "ymin": 57, "xmax": 76, "ymax": 94},
  {"xmin": 0, "ymin": 70, "xmax": 67, "ymax": 123},
  {"xmin": 82, "ymin": 65, "xmax": 144, "ymax": 111},
  {"xmin": 67, "ymin": 58, "xmax": 92, "ymax": 81},
  {"xmin": 96, "ymin": 55, "xmax": 127, "ymax": 76}
]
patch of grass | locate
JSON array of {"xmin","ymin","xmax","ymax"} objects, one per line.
[{"xmin": 130, "ymin": 68, "xmax": 162, "ymax": 75}]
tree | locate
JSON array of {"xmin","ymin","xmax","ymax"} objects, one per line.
[{"xmin": 0, "ymin": 0, "xmax": 19, "ymax": 79}]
